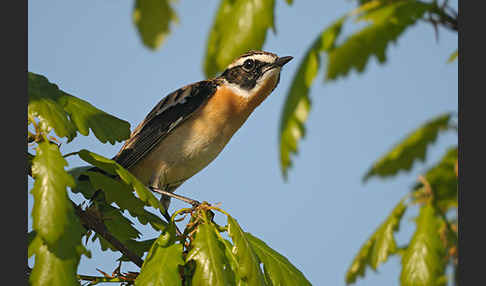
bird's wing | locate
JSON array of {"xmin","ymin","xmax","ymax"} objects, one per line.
[{"xmin": 113, "ymin": 80, "xmax": 221, "ymax": 169}]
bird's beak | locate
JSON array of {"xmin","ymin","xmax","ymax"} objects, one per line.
[{"xmin": 274, "ymin": 56, "xmax": 293, "ymax": 67}]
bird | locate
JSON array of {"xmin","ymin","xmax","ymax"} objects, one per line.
[{"xmin": 112, "ymin": 50, "xmax": 293, "ymax": 216}]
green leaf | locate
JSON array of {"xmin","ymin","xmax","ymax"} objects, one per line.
[
  {"xmin": 364, "ymin": 113, "xmax": 452, "ymax": 182},
  {"xmin": 77, "ymin": 149, "xmax": 164, "ymax": 213},
  {"xmin": 414, "ymin": 147, "xmax": 458, "ymax": 211},
  {"xmin": 227, "ymin": 216, "xmax": 266, "ymax": 286},
  {"xmin": 28, "ymin": 232, "xmax": 42, "ymax": 258},
  {"xmin": 30, "ymin": 242, "xmax": 82, "ymax": 286},
  {"xmin": 245, "ymin": 232, "xmax": 311, "ymax": 286},
  {"xmin": 345, "ymin": 200, "xmax": 407, "ymax": 284},
  {"xmin": 68, "ymin": 166, "xmax": 98, "ymax": 199},
  {"xmin": 59, "ymin": 93, "xmax": 130, "ymax": 144},
  {"xmin": 28, "ymin": 72, "xmax": 131, "ymax": 143},
  {"xmin": 400, "ymin": 203, "xmax": 447, "ymax": 286},
  {"xmin": 133, "ymin": 0, "xmax": 177, "ymax": 50},
  {"xmin": 31, "ymin": 142, "xmax": 81, "ymax": 247},
  {"xmin": 85, "ymin": 170, "xmax": 167, "ymax": 230},
  {"xmin": 30, "ymin": 142, "xmax": 87, "ymax": 285},
  {"xmin": 326, "ymin": 0, "xmax": 432, "ymax": 80},
  {"xmin": 135, "ymin": 229, "xmax": 183, "ymax": 286},
  {"xmin": 28, "ymin": 72, "xmax": 77, "ymax": 140},
  {"xmin": 447, "ymin": 50, "xmax": 458, "ymax": 63},
  {"xmin": 221, "ymin": 239, "xmax": 247, "ymax": 286},
  {"xmin": 279, "ymin": 17, "xmax": 345, "ymax": 179},
  {"xmin": 204, "ymin": 0, "xmax": 276, "ymax": 77},
  {"xmin": 186, "ymin": 223, "xmax": 234, "ymax": 286}
]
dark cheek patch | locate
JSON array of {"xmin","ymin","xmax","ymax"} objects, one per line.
[{"xmin": 223, "ymin": 61, "xmax": 269, "ymax": 91}]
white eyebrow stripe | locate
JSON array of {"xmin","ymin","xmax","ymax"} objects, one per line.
[{"xmin": 227, "ymin": 54, "xmax": 277, "ymax": 69}]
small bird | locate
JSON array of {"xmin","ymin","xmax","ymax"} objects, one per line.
[{"xmin": 113, "ymin": 50, "xmax": 293, "ymax": 213}]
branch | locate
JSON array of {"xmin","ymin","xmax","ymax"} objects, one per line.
[
  {"xmin": 72, "ymin": 203, "xmax": 145, "ymax": 268},
  {"xmin": 426, "ymin": 2, "xmax": 458, "ymax": 32}
]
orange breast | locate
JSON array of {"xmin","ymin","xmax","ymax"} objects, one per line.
[
  {"xmin": 128, "ymin": 86, "xmax": 255, "ymax": 188},
  {"xmin": 128, "ymin": 77, "xmax": 279, "ymax": 188}
]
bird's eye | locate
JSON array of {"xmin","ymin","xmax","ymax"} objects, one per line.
[{"xmin": 243, "ymin": 59, "xmax": 255, "ymax": 71}]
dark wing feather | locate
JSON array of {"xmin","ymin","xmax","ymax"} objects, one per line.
[{"xmin": 113, "ymin": 80, "xmax": 220, "ymax": 169}]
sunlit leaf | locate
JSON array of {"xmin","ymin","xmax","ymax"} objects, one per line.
[
  {"xmin": 279, "ymin": 17, "xmax": 345, "ymax": 179},
  {"xmin": 133, "ymin": 0, "xmax": 177, "ymax": 50},
  {"xmin": 136, "ymin": 225, "xmax": 183, "ymax": 286},
  {"xmin": 30, "ymin": 142, "xmax": 88, "ymax": 285},
  {"xmin": 400, "ymin": 203, "xmax": 447, "ymax": 286},
  {"xmin": 447, "ymin": 50, "xmax": 458, "ymax": 63},
  {"xmin": 204, "ymin": 0, "xmax": 275, "ymax": 77},
  {"xmin": 221, "ymin": 239, "xmax": 247, "ymax": 286},
  {"xmin": 28, "ymin": 72, "xmax": 77, "ymax": 140},
  {"xmin": 28, "ymin": 72, "xmax": 131, "ymax": 143},
  {"xmin": 227, "ymin": 216, "xmax": 265, "ymax": 286},
  {"xmin": 414, "ymin": 147, "xmax": 458, "ymax": 211},
  {"xmin": 28, "ymin": 231, "xmax": 41, "ymax": 258},
  {"xmin": 31, "ymin": 142, "xmax": 83, "ymax": 248},
  {"xmin": 186, "ymin": 223, "xmax": 234, "ymax": 286},
  {"xmin": 326, "ymin": 0, "xmax": 432, "ymax": 80},
  {"xmin": 59, "ymin": 93, "xmax": 130, "ymax": 144},
  {"xmin": 364, "ymin": 113, "xmax": 452, "ymax": 182},
  {"xmin": 30, "ymin": 242, "xmax": 83, "ymax": 286},
  {"xmin": 346, "ymin": 200, "xmax": 407, "ymax": 284},
  {"xmin": 245, "ymin": 232, "xmax": 311, "ymax": 286}
]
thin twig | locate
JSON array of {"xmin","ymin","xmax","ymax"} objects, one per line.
[{"xmin": 149, "ymin": 187, "xmax": 200, "ymax": 207}]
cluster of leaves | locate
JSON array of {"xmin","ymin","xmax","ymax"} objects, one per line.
[
  {"xmin": 27, "ymin": 73, "xmax": 123, "ymax": 285},
  {"xmin": 345, "ymin": 112, "xmax": 457, "ymax": 285},
  {"xmin": 278, "ymin": 0, "xmax": 457, "ymax": 179},
  {"xmin": 27, "ymin": 73, "xmax": 310, "ymax": 285},
  {"xmin": 136, "ymin": 205, "xmax": 311, "ymax": 286}
]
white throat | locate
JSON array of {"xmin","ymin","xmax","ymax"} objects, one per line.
[{"xmin": 223, "ymin": 68, "xmax": 281, "ymax": 99}]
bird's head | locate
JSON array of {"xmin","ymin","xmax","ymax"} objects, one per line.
[{"xmin": 219, "ymin": 51, "xmax": 293, "ymax": 104}]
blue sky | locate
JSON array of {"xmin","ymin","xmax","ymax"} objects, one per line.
[{"xmin": 28, "ymin": 1, "xmax": 457, "ymax": 285}]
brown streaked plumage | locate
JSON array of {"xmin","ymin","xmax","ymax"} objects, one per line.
[{"xmin": 112, "ymin": 50, "xmax": 293, "ymax": 210}]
